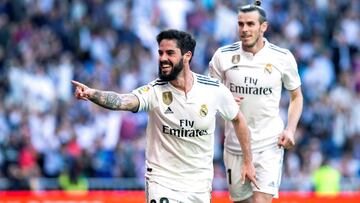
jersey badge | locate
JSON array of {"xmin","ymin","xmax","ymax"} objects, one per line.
[
  {"xmin": 162, "ymin": 91, "xmax": 173, "ymax": 105},
  {"xmin": 231, "ymin": 54, "xmax": 241, "ymax": 64},
  {"xmin": 138, "ymin": 85, "xmax": 150, "ymax": 94},
  {"xmin": 265, "ymin": 63, "xmax": 273, "ymax": 74},
  {"xmin": 199, "ymin": 104, "xmax": 208, "ymax": 117}
]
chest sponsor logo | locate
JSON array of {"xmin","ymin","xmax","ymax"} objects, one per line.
[
  {"xmin": 200, "ymin": 104, "xmax": 208, "ymax": 117},
  {"xmin": 230, "ymin": 80, "xmax": 273, "ymax": 95},
  {"xmin": 231, "ymin": 54, "xmax": 240, "ymax": 64},
  {"xmin": 162, "ymin": 91, "xmax": 173, "ymax": 105},
  {"xmin": 163, "ymin": 119, "xmax": 208, "ymax": 138}
]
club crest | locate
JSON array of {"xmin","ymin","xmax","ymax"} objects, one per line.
[
  {"xmin": 265, "ymin": 63, "xmax": 273, "ymax": 73},
  {"xmin": 162, "ymin": 91, "xmax": 173, "ymax": 105},
  {"xmin": 199, "ymin": 104, "xmax": 208, "ymax": 117},
  {"xmin": 231, "ymin": 55, "xmax": 241, "ymax": 64}
]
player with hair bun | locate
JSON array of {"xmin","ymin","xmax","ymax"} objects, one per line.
[{"xmin": 209, "ymin": 0, "xmax": 303, "ymax": 202}]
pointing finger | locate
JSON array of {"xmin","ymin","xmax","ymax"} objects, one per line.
[{"xmin": 71, "ymin": 80, "xmax": 86, "ymax": 88}]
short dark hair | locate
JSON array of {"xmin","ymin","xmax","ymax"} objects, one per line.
[
  {"xmin": 238, "ymin": 1, "xmax": 267, "ymax": 24},
  {"xmin": 156, "ymin": 29, "xmax": 196, "ymax": 60}
]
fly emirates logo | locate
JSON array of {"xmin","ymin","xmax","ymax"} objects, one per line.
[
  {"xmin": 230, "ymin": 76, "xmax": 272, "ymax": 95},
  {"xmin": 162, "ymin": 119, "xmax": 208, "ymax": 137}
]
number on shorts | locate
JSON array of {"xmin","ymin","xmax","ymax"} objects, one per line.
[
  {"xmin": 160, "ymin": 198, "xmax": 169, "ymax": 203},
  {"xmin": 227, "ymin": 169, "xmax": 232, "ymax": 185},
  {"xmin": 150, "ymin": 197, "xmax": 169, "ymax": 203}
]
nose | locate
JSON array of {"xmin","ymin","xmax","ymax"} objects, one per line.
[
  {"xmin": 241, "ymin": 24, "xmax": 249, "ymax": 32},
  {"xmin": 159, "ymin": 53, "xmax": 168, "ymax": 62}
]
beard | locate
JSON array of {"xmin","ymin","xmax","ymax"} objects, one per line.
[
  {"xmin": 242, "ymin": 34, "xmax": 260, "ymax": 48},
  {"xmin": 240, "ymin": 27, "xmax": 263, "ymax": 48},
  {"xmin": 158, "ymin": 58, "xmax": 184, "ymax": 81}
]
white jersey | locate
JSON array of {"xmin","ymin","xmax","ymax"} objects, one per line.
[
  {"xmin": 132, "ymin": 72, "xmax": 239, "ymax": 192},
  {"xmin": 209, "ymin": 39, "xmax": 301, "ymax": 153}
]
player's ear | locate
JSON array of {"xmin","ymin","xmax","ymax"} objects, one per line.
[
  {"xmin": 183, "ymin": 51, "xmax": 192, "ymax": 63},
  {"xmin": 260, "ymin": 21, "xmax": 268, "ymax": 34}
]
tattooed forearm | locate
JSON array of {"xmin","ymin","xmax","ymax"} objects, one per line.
[
  {"xmin": 89, "ymin": 91, "xmax": 139, "ymax": 111},
  {"xmin": 89, "ymin": 91, "xmax": 119, "ymax": 110}
]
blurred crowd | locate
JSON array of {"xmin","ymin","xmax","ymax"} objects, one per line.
[{"xmin": 0, "ymin": 0, "xmax": 359, "ymax": 192}]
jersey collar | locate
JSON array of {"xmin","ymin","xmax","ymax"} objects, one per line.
[{"xmin": 240, "ymin": 38, "xmax": 269, "ymax": 57}]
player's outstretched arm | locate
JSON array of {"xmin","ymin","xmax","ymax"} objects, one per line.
[
  {"xmin": 72, "ymin": 80, "xmax": 139, "ymax": 112},
  {"xmin": 231, "ymin": 111, "xmax": 259, "ymax": 189}
]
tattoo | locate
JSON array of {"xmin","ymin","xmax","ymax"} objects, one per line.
[{"xmin": 89, "ymin": 91, "xmax": 138, "ymax": 112}]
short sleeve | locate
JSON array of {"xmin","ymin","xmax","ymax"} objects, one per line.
[
  {"xmin": 131, "ymin": 84, "xmax": 153, "ymax": 112},
  {"xmin": 282, "ymin": 52, "xmax": 301, "ymax": 90},
  {"xmin": 209, "ymin": 49, "xmax": 224, "ymax": 81},
  {"xmin": 217, "ymin": 83, "xmax": 239, "ymax": 121}
]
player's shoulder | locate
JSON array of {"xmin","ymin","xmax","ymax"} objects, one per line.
[
  {"xmin": 215, "ymin": 41, "xmax": 241, "ymax": 54},
  {"xmin": 136, "ymin": 79, "xmax": 167, "ymax": 94},
  {"xmin": 195, "ymin": 73, "xmax": 220, "ymax": 87},
  {"xmin": 266, "ymin": 41, "xmax": 296, "ymax": 64},
  {"xmin": 266, "ymin": 42, "xmax": 292, "ymax": 56},
  {"xmin": 149, "ymin": 78, "xmax": 168, "ymax": 87}
]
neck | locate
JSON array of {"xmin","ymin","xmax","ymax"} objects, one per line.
[
  {"xmin": 170, "ymin": 67, "xmax": 193, "ymax": 94},
  {"xmin": 243, "ymin": 38, "xmax": 265, "ymax": 55}
]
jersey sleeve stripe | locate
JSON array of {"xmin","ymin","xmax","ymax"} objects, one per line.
[
  {"xmin": 197, "ymin": 80, "xmax": 219, "ymax": 86},
  {"xmin": 197, "ymin": 77, "xmax": 219, "ymax": 83},
  {"xmin": 268, "ymin": 44, "xmax": 287, "ymax": 54},
  {"xmin": 152, "ymin": 81, "xmax": 167, "ymax": 86},
  {"xmin": 221, "ymin": 47, "xmax": 240, "ymax": 53},
  {"xmin": 220, "ymin": 43, "xmax": 240, "ymax": 52},
  {"xmin": 197, "ymin": 79, "xmax": 219, "ymax": 85},
  {"xmin": 221, "ymin": 44, "xmax": 240, "ymax": 49},
  {"xmin": 196, "ymin": 74, "xmax": 220, "ymax": 86},
  {"xmin": 196, "ymin": 75, "xmax": 219, "ymax": 83}
]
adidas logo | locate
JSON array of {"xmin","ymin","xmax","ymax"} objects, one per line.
[
  {"xmin": 164, "ymin": 107, "xmax": 173, "ymax": 114},
  {"xmin": 268, "ymin": 181, "xmax": 275, "ymax": 187}
]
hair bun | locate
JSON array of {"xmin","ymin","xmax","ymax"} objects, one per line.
[{"xmin": 254, "ymin": 0, "xmax": 261, "ymax": 6}]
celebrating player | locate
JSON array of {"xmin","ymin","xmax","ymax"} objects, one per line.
[
  {"xmin": 209, "ymin": 1, "xmax": 303, "ymax": 203},
  {"xmin": 73, "ymin": 29, "xmax": 257, "ymax": 203}
]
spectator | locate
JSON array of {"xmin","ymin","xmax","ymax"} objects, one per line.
[
  {"xmin": 312, "ymin": 157, "xmax": 341, "ymax": 196},
  {"xmin": 58, "ymin": 157, "xmax": 88, "ymax": 192}
]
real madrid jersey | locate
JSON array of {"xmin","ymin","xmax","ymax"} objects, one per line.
[
  {"xmin": 132, "ymin": 72, "xmax": 239, "ymax": 192},
  {"xmin": 209, "ymin": 39, "xmax": 301, "ymax": 153}
]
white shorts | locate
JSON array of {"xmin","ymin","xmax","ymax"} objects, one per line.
[
  {"xmin": 223, "ymin": 145, "xmax": 284, "ymax": 201},
  {"xmin": 145, "ymin": 179, "xmax": 211, "ymax": 203}
]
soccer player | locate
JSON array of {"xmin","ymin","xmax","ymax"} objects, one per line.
[
  {"xmin": 72, "ymin": 29, "xmax": 258, "ymax": 203},
  {"xmin": 209, "ymin": 1, "xmax": 303, "ymax": 203}
]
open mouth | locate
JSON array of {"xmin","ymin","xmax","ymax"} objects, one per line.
[
  {"xmin": 160, "ymin": 62, "xmax": 172, "ymax": 71},
  {"xmin": 161, "ymin": 64, "xmax": 171, "ymax": 68}
]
